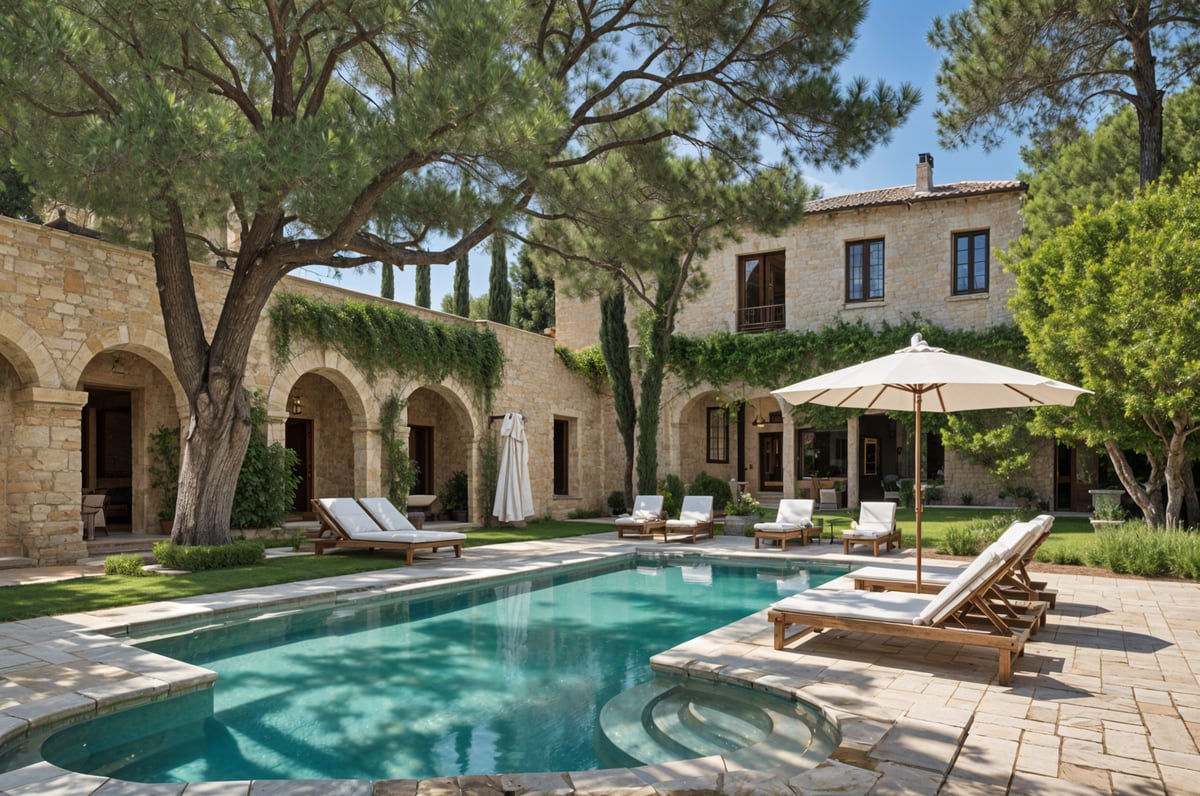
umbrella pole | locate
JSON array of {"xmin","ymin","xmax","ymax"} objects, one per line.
[{"xmin": 914, "ymin": 393, "xmax": 923, "ymax": 591}]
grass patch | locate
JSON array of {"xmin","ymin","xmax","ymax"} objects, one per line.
[{"xmin": 0, "ymin": 519, "xmax": 612, "ymax": 623}]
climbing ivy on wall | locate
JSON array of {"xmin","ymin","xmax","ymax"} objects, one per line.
[
  {"xmin": 380, "ymin": 393, "xmax": 419, "ymax": 512},
  {"xmin": 270, "ymin": 293, "xmax": 505, "ymax": 410},
  {"xmin": 668, "ymin": 319, "xmax": 1031, "ymax": 392},
  {"xmin": 554, "ymin": 344, "xmax": 609, "ymax": 393}
]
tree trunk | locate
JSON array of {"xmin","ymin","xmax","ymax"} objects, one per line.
[
  {"xmin": 153, "ymin": 203, "xmax": 284, "ymax": 546},
  {"xmin": 1106, "ymin": 440, "xmax": 1163, "ymax": 527},
  {"xmin": 635, "ymin": 307, "xmax": 673, "ymax": 496},
  {"xmin": 1128, "ymin": 1, "xmax": 1163, "ymax": 187},
  {"xmin": 1162, "ymin": 418, "xmax": 1193, "ymax": 529}
]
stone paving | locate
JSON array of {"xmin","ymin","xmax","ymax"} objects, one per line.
[{"xmin": 0, "ymin": 534, "xmax": 1196, "ymax": 794}]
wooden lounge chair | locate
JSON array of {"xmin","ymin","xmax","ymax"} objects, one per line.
[
  {"xmin": 852, "ymin": 515, "xmax": 1058, "ymax": 608},
  {"xmin": 312, "ymin": 498, "xmax": 466, "ymax": 564},
  {"xmin": 769, "ymin": 533, "xmax": 1036, "ymax": 685},
  {"xmin": 841, "ymin": 501, "xmax": 901, "ymax": 555},
  {"xmin": 614, "ymin": 495, "xmax": 665, "ymax": 538},
  {"xmin": 660, "ymin": 495, "xmax": 714, "ymax": 543},
  {"xmin": 754, "ymin": 499, "xmax": 823, "ymax": 550}
]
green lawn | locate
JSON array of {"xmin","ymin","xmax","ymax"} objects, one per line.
[
  {"xmin": 813, "ymin": 506, "xmax": 1095, "ymax": 561},
  {"xmin": 0, "ymin": 511, "xmax": 1095, "ymax": 624}
]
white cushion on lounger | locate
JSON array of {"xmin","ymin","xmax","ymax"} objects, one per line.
[
  {"xmin": 350, "ymin": 530, "xmax": 465, "ymax": 544},
  {"xmin": 754, "ymin": 522, "xmax": 807, "ymax": 532},
  {"xmin": 319, "ymin": 498, "xmax": 381, "ymax": 537},
  {"xmin": 666, "ymin": 496, "xmax": 712, "ymax": 529},
  {"xmin": 358, "ymin": 497, "xmax": 419, "ymax": 531},
  {"xmin": 919, "ymin": 543, "xmax": 1008, "ymax": 626},
  {"xmin": 843, "ymin": 527, "xmax": 894, "ymax": 540},
  {"xmin": 770, "ymin": 589, "xmax": 935, "ymax": 626}
]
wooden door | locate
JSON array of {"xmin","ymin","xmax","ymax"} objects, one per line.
[{"xmin": 759, "ymin": 432, "xmax": 783, "ymax": 492}]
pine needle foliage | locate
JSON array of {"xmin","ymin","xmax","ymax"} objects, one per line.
[{"xmin": 270, "ymin": 293, "xmax": 504, "ymax": 410}]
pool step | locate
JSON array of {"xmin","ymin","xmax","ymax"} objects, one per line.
[{"xmin": 599, "ymin": 676, "xmax": 837, "ymax": 769}]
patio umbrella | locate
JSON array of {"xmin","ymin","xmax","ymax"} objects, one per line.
[
  {"xmin": 492, "ymin": 412, "xmax": 534, "ymax": 523},
  {"xmin": 772, "ymin": 334, "xmax": 1090, "ymax": 589}
]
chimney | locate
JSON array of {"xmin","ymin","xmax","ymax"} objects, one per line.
[{"xmin": 916, "ymin": 152, "xmax": 934, "ymax": 193}]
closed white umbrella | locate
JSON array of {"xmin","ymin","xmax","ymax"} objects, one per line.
[
  {"xmin": 773, "ymin": 334, "xmax": 1090, "ymax": 588},
  {"xmin": 492, "ymin": 412, "xmax": 534, "ymax": 523}
]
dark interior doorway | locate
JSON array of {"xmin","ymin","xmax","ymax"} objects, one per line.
[
  {"xmin": 285, "ymin": 418, "xmax": 314, "ymax": 513},
  {"xmin": 410, "ymin": 425, "xmax": 434, "ymax": 494},
  {"xmin": 758, "ymin": 432, "xmax": 783, "ymax": 492},
  {"xmin": 82, "ymin": 387, "xmax": 133, "ymax": 527}
]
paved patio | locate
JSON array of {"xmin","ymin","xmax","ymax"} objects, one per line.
[{"xmin": 0, "ymin": 532, "xmax": 1196, "ymax": 794}]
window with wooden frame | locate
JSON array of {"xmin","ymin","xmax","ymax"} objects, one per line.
[
  {"xmin": 846, "ymin": 238, "xmax": 884, "ymax": 302},
  {"xmin": 952, "ymin": 230, "xmax": 989, "ymax": 295},
  {"xmin": 706, "ymin": 407, "xmax": 729, "ymax": 463},
  {"xmin": 737, "ymin": 251, "xmax": 786, "ymax": 331}
]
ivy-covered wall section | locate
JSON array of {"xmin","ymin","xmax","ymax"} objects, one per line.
[
  {"xmin": 668, "ymin": 319, "xmax": 1031, "ymax": 392},
  {"xmin": 270, "ymin": 293, "xmax": 505, "ymax": 410}
]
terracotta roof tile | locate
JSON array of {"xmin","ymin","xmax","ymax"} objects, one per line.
[{"xmin": 805, "ymin": 180, "xmax": 1026, "ymax": 214}]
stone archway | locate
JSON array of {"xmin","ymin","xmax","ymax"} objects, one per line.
[{"xmin": 405, "ymin": 385, "xmax": 475, "ymax": 521}]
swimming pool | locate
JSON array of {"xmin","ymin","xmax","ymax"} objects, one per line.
[{"xmin": 38, "ymin": 554, "xmax": 844, "ymax": 782}]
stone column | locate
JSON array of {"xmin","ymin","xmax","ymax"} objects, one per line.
[
  {"xmin": 778, "ymin": 400, "xmax": 795, "ymax": 498},
  {"xmin": 352, "ymin": 422, "xmax": 381, "ymax": 497},
  {"xmin": 847, "ymin": 415, "xmax": 861, "ymax": 510},
  {"xmin": 9, "ymin": 388, "xmax": 90, "ymax": 565}
]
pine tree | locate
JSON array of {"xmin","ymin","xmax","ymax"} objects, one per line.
[{"xmin": 511, "ymin": 246, "xmax": 554, "ymax": 332}]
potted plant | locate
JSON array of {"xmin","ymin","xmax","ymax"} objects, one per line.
[
  {"xmin": 441, "ymin": 470, "xmax": 469, "ymax": 522},
  {"xmin": 607, "ymin": 490, "xmax": 626, "ymax": 516},
  {"xmin": 148, "ymin": 424, "xmax": 180, "ymax": 532},
  {"xmin": 722, "ymin": 492, "xmax": 760, "ymax": 536},
  {"xmin": 1090, "ymin": 496, "xmax": 1126, "ymax": 530}
]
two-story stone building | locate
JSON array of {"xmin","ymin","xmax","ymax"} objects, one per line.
[{"xmin": 557, "ymin": 153, "xmax": 1085, "ymax": 512}]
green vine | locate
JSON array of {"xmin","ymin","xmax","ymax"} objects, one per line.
[
  {"xmin": 270, "ymin": 293, "xmax": 505, "ymax": 410},
  {"xmin": 668, "ymin": 318, "xmax": 1031, "ymax": 392},
  {"xmin": 554, "ymin": 344, "xmax": 609, "ymax": 393},
  {"xmin": 669, "ymin": 319, "xmax": 1033, "ymax": 430},
  {"xmin": 380, "ymin": 393, "xmax": 418, "ymax": 512}
]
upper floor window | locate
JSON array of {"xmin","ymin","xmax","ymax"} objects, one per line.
[
  {"xmin": 706, "ymin": 407, "xmax": 729, "ymax": 463},
  {"xmin": 953, "ymin": 230, "xmax": 989, "ymax": 295},
  {"xmin": 737, "ymin": 251, "xmax": 785, "ymax": 332},
  {"xmin": 846, "ymin": 239, "xmax": 884, "ymax": 302}
]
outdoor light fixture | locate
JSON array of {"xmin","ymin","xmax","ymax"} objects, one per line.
[
  {"xmin": 751, "ymin": 405, "xmax": 767, "ymax": 428},
  {"xmin": 289, "ymin": 394, "xmax": 303, "ymax": 415}
]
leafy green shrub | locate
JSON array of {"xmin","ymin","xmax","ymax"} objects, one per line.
[
  {"xmin": 1085, "ymin": 522, "xmax": 1171, "ymax": 577},
  {"xmin": 687, "ymin": 472, "xmax": 733, "ymax": 513},
  {"xmin": 567, "ymin": 508, "xmax": 603, "ymax": 519},
  {"xmin": 231, "ymin": 394, "xmax": 301, "ymax": 530},
  {"xmin": 899, "ymin": 480, "xmax": 915, "ymax": 508},
  {"xmin": 940, "ymin": 525, "xmax": 984, "ymax": 556},
  {"xmin": 659, "ymin": 474, "xmax": 685, "ymax": 518},
  {"xmin": 441, "ymin": 470, "xmax": 469, "ymax": 513},
  {"xmin": 959, "ymin": 492, "xmax": 974, "ymax": 505},
  {"xmin": 1034, "ymin": 546, "xmax": 1085, "ymax": 566},
  {"xmin": 607, "ymin": 490, "xmax": 627, "ymax": 514},
  {"xmin": 104, "ymin": 554, "xmax": 149, "ymax": 577},
  {"xmin": 1169, "ymin": 532, "xmax": 1200, "ymax": 580},
  {"xmin": 153, "ymin": 539, "xmax": 265, "ymax": 571}
]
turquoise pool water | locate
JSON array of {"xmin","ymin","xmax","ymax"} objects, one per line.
[{"xmin": 40, "ymin": 555, "xmax": 843, "ymax": 782}]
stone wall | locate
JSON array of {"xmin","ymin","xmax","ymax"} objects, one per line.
[{"xmin": 0, "ymin": 215, "xmax": 610, "ymax": 563}]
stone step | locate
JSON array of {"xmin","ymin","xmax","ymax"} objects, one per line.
[{"xmin": 0, "ymin": 556, "xmax": 37, "ymax": 570}]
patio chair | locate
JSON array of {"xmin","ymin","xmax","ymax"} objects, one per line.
[
  {"xmin": 753, "ymin": 499, "xmax": 823, "ymax": 550},
  {"xmin": 841, "ymin": 501, "xmax": 901, "ymax": 555},
  {"xmin": 312, "ymin": 498, "xmax": 466, "ymax": 565},
  {"xmin": 614, "ymin": 495, "xmax": 665, "ymax": 538},
  {"xmin": 852, "ymin": 514, "xmax": 1058, "ymax": 608},
  {"xmin": 660, "ymin": 495, "xmax": 714, "ymax": 543},
  {"xmin": 818, "ymin": 488, "xmax": 839, "ymax": 511},
  {"xmin": 81, "ymin": 493, "xmax": 108, "ymax": 540},
  {"xmin": 768, "ymin": 532, "xmax": 1036, "ymax": 685}
]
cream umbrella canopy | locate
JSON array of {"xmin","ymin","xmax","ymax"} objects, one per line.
[{"xmin": 772, "ymin": 334, "xmax": 1090, "ymax": 588}]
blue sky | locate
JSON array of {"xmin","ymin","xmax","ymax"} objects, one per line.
[{"xmin": 297, "ymin": 1, "xmax": 1026, "ymax": 306}]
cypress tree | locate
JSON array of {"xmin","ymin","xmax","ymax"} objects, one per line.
[
  {"xmin": 453, "ymin": 251, "xmax": 470, "ymax": 317},
  {"xmin": 414, "ymin": 265, "xmax": 431, "ymax": 308},
  {"xmin": 380, "ymin": 263, "xmax": 395, "ymax": 299},
  {"xmin": 599, "ymin": 286, "xmax": 636, "ymax": 506},
  {"xmin": 488, "ymin": 235, "xmax": 512, "ymax": 324}
]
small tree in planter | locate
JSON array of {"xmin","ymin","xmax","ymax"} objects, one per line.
[
  {"xmin": 607, "ymin": 490, "xmax": 627, "ymax": 516},
  {"xmin": 441, "ymin": 470, "xmax": 469, "ymax": 521},
  {"xmin": 148, "ymin": 424, "xmax": 181, "ymax": 531}
]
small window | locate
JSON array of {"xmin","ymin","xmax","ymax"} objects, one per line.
[
  {"xmin": 553, "ymin": 418, "xmax": 570, "ymax": 495},
  {"xmin": 706, "ymin": 408, "xmax": 729, "ymax": 463},
  {"xmin": 846, "ymin": 239, "xmax": 884, "ymax": 302},
  {"xmin": 953, "ymin": 230, "xmax": 989, "ymax": 295}
]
